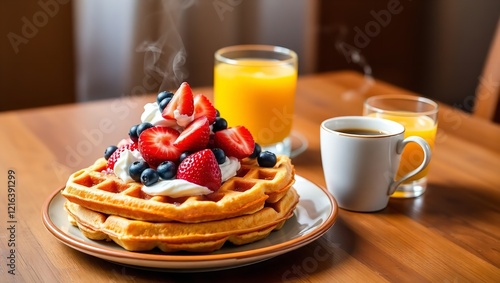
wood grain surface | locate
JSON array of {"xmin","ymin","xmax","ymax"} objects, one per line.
[{"xmin": 0, "ymin": 71, "xmax": 498, "ymax": 282}]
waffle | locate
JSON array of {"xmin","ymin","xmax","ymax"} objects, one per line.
[
  {"xmin": 64, "ymin": 187, "xmax": 299, "ymax": 252},
  {"xmin": 66, "ymin": 203, "xmax": 108, "ymax": 241},
  {"xmin": 62, "ymin": 155, "xmax": 295, "ymax": 223}
]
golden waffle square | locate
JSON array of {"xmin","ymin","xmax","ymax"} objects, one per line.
[
  {"xmin": 62, "ymin": 155, "xmax": 295, "ymax": 223},
  {"xmin": 64, "ymin": 187, "xmax": 299, "ymax": 253}
]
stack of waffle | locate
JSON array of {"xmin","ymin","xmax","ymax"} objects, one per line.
[{"xmin": 61, "ymin": 155, "xmax": 297, "ymax": 253}]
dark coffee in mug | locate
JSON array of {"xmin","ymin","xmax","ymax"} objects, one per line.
[{"xmin": 336, "ymin": 128, "xmax": 388, "ymax": 135}]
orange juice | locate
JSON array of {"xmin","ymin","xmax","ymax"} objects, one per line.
[
  {"xmin": 370, "ymin": 114, "xmax": 437, "ymax": 182},
  {"xmin": 214, "ymin": 60, "xmax": 297, "ymax": 145}
]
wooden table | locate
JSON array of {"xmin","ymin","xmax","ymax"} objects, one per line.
[{"xmin": 1, "ymin": 71, "xmax": 499, "ymax": 282}]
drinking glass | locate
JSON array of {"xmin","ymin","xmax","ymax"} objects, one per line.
[
  {"xmin": 363, "ymin": 94, "xmax": 438, "ymax": 198},
  {"xmin": 214, "ymin": 45, "xmax": 298, "ymax": 156}
]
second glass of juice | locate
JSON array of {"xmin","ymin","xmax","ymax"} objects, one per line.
[
  {"xmin": 214, "ymin": 45, "xmax": 298, "ymax": 156},
  {"xmin": 363, "ymin": 94, "xmax": 439, "ymax": 198}
]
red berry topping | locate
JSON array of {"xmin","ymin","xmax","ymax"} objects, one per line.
[
  {"xmin": 213, "ymin": 126, "xmax": 255, "ymax": 159},
  {"xmin": 193, "ymin": 94, "xmax": 217, "ymax": 124},
  {"xmin": 138, "ymin": 126, "xmax": 181, "ymax": 167},
  {"xmin": 106, "ymin": 142, "xmax": 138, "ymax": 171},
  {"xmin": 206, "ymin": 134, "xmax": 216, "ymax": 149},
  {"xmin": 176, "ymin": 149, "xmax": 222, "ymax": 192},
  {"xmin": 174, "ymin": 116, "xmax": 210, "ymax": 152},
  {"xmin": 162, "ymin": 82, "xmax": 194, "ymax": 121}
]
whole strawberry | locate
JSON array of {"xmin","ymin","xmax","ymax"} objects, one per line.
[{"xmin": 176, "ymin": 149, "xmax": 222, "ymax": 192}]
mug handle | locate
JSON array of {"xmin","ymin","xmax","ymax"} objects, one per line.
[{"xmin": 387, "ymin": 136, "xmax": 432, "ymax": 195}]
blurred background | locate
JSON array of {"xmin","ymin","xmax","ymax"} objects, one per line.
[{"xmin": 1, "ymin": 0, "xmax": 499, "ymax": 114}]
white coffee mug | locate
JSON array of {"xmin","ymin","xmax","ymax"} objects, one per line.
[{"xmin": 320, "ymin": 116, "xmax": 431, "ymax": 212}]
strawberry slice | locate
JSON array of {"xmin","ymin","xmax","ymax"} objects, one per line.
[
  {"xmin": 193, "ymin": 94, "xmax": 217, "ymax": 124},
  {"xmin": 138, "ymin": 126, "xmax": 181, "ymax": 166},
  {"xmin": 213, "ymin": 126, "xmax": 255, "ymax": 159},
  {"xmin": 106, "ymin": 142, "xmax": 138, "ymax": 171},
  {"xmin": 162, "ymin": 82, "xmax": 194, "ymax": 121},
  {"xmin": 174, "ymin": 116, "xmax": 210, "ymax": 152},
  {"xmin": 176, "ymin": 149, "xmax": 222, "ymax": 192}
]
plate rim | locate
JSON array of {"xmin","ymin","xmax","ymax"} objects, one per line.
[{"xmin": 41, "ymin": 175, "xmax": 337, "ymax": 267}]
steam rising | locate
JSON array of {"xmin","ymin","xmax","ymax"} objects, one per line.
[
  {"xmin": 136, "ymin": 38, "xmax": 187, "ymax": 91},
  {"xmin": 332, "ymin": 25, "xmax": 374, "ymax": 99},
  {"xmin": 135, "ymin": 0, "xmax": 196, "ymax": 92}
]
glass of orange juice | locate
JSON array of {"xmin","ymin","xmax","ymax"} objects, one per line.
[
  {"xmin": 363, "ymin": 94, "xmax": 438, "ymax": 198},
  {"xmin": 214, "ymin": 45, "xmax": 298, "ymax": 156}
]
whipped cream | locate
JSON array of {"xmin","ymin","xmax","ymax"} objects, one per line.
[
  {"xmin": 141, "ymin": 102, "xmax": 194, "ymax": 128},
  {"xmin": 141, "ymin": 179, "xmax": 212, "ymax": 198},
  {"xmin": 114, "ymin": 149, "xmax": 241, "ymax": 196},
  {"xmin": 140, "ymin": 102, "xmax": 176, "ymax": 127},
  {"xmin": 220, "ymin": 157, "xmax": 241, "ymax": 182},
  {"xmin": 173, "ymin": 109, "xmax": 194, "ymax": 127},
  {"xmin": 113, "ymin": 149, "xmax": 144, "ymax": 183},
  {"xmin": 139, "ymin": 157, "xmax": 241, "ymax": 197}
]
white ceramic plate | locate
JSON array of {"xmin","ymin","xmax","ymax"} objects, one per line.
[{"xmin": 42, "ymin": 175, "xmax": 337, "ymax": 272}]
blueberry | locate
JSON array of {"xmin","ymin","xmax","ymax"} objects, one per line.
[
  {"xmin": 211, "ymin": 148, "xmax": 226, "ymax": 164},
  {"xmin": 136, "ymin": 122, "xmax": 153, "ymax": 138},
  {"xmin": 179, "ymin": 151, "xmax": 191, "ymax": 163},
  {"xmin": 140, "ymin": 168, "xmax": 159, "ymax": 186},
  {"xmin": 104, "ymin": 145, "xmax": 118, "ymax": 160},
  {"xmin": 156, "ymin": 161, "xmax": 177, "ymax": 180},
  {"xmin": 129, "ymin": 124, "xmax": 139, "ymax": 142},
  {"xmin": 158, "ymin": 97, "xmax": 172, "ymax": 112},
  {"xmin": 249, "ymin": 143, "xmax": 261, "ymax": 159},
  {"xmin": 157, "ymin": 91, "xmax": 174, "ymax": 104},
  {"xmin": 215, "ymin": 109, "xmax": 221, "ymax": 117},
  {"xmin": 212, "ymin": 117, "xmax": 228, "ymax": 132},
  {"xmin": 257, "ymin": 151, "xmax": 277, "ymax": 167},
  {"xmin": 129, "ymin": 161, "xmax": 150, "ymax": 182}
]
